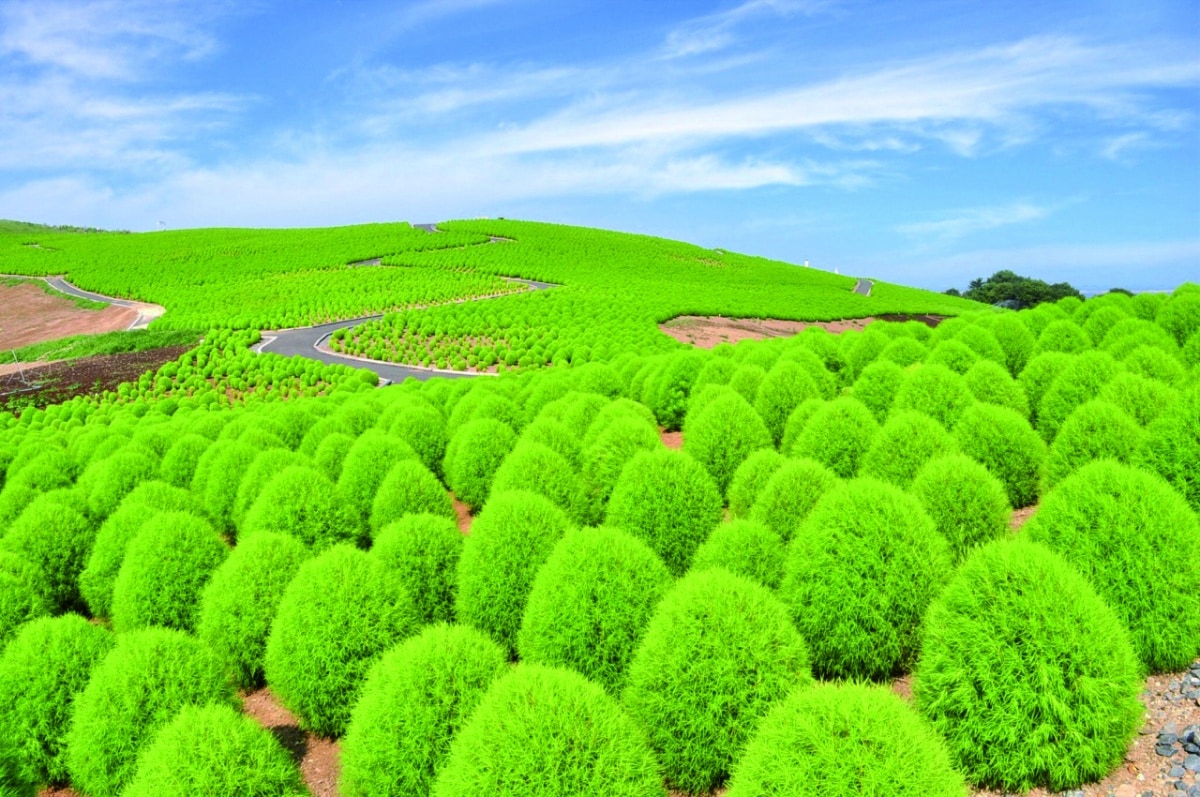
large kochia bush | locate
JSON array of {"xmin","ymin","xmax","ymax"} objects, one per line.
[
  {"xmin": 623, "ymin": 568, "xmax": 813, "ymax": 793},
  {"xmin": 0, "ymin": 552, "xmax": 47, "ymax": 648},
  {"xmin": 371, "ymin": 514, "xmax": 463, "ymax": 626},
  {"xmin": 579, "ymin": 414, "xmax": 660, "ymax": 514},
  {"xmin": 336, "ymin": 430, "xmax": 420, "ymax": 527},
  {"xmin": 264, "ymin": 545, "xmax": 419, "ymax": 737},
  {"xmin": 749, "ymin": 458, "xmax": 837, "ymax": 542},
  {"xmin": 683, "ymin": 390, "xmax": 772, "ymax": 496},
  {"xmin": 442, "ymin": 418, "xmax": 517, "ymax": 511},
  {"xmin": 489, "ymin": 441, "xmax": 588, "ymax": 524},
  {"xmin": 243, "ymin": 465, "xmax": 360, "ymax": 548},
  {"xmin": 780, "ymin": 478, "xmax": 952, "ymax": 680},
  {"xmin": 340, "ymin": 623, "xmax": 507, "ymax": 797},
  {"xmin": 725, "ymin": 682, "xmax": 966, "ymax": 797},
  {"xmin": 953, "ymin": 403, "xmax": 1046, "ymax": 508},
  {"xmin": 725, "ymin": 448, "xmax": 785, "ymax": 519},
  {"xmin": 1135, "ymin": 383, "xmax": 1199, "ymax": 513},
  {"xmin": 1, "ymin": 491, "xmax": 94, "ymax": 612},
  {"xmin": 753, "ymin": 361, "xmax": 821, "ymax": 447},
  {"xmin": 433, "ymin": 664, "xmax": 666, "ymax": 797},
  {"xmin": 892, "ymin": 364, "xmax": 975, "ymax": 429},
  {"xmin": 519, "ymin": 526, "xmax": 672, "ymax": 693},
  {"xmin": 1041, "ymin": 399, "xmax": 1142, "ymax": 491},
  {"xmin": 1025, "ymin": 460, "xmax": 1200, "ymax": 672},
  {"xmin": 860, "ymin": 410, "xmax": 957, "ymax": 488},
  {"xmin": 914, "ymin": 537, "xmax": 1142, "ymax": 791},
  {"xmin": 789, "ymin": 397, "xmax": 879, "ymax": 477},
  {"xmin": 910, "ymin": 454, "xmax": 1010, "ymax": 562},
  {"xmin": 369, "ymin": 459, "xmax": 455, "ymax": 536},
  {"xmin": 691, "ymin": 518, "xmax": 785, "ymax": 590},
  {"xmin": 850, "ymin": 360, "xmax": 907, "ymax": 423}
]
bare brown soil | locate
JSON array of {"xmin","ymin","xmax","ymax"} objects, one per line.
[
  {"xmin": 0, "ymin": 282, "xmax": 137, "ymax": 351},
  {"xmin": 1010, "ymin": 504, "xmax": 1039, "ymax": 531},
  {"xmin": 452, "ymin": 497, "xmax": 473, "ymax": 534},
  {"xmin": 0, "ymin": 345, "xmax": 193, "ymax": 412},
  {"xmin": 659, "ymin": 428, "xmax": 683, "ymax": 450},
  {"xmin": 243, "ymin": 688, "xmax": 341, "ymax": 797},
  {"xmin": 659, "ymin": 313, "xmax": 946, "ymax": 348}
]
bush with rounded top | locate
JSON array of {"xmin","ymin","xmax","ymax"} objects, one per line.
[
  {"xmin": 455, "ymin": 491, "xmax": 571, "ymax": 655},
  {"xmin": 79, "ymin": 446, "xmax": 159, "ymax": 520},
  {"xmin": 1035, "ymin": 349, "xmax": 1122, "ymax": 441},
  {"xmin": 581, "ymin": 398, "xmax": 657, "ymax": 450},
  {"xmin": 0, "ymin": 553, "xmax": 47, "ymax": 647},
  {"xmin": 1017, "ymin": 350, "xmax": 1073, "ymax": 423},
  {"xmin": 1102, "ymin": 318, "xmax": 1180, "ymax": 360},
  {"xmin": 535, "ymin": 391, "xmax": 610, "ymax": 438},
  {"xmin": 385, "ymin": 401, "xmax": 448, "ymax": 476},
  {"xmin": 913, "ymin": 537, "xmax": 1142, "ymax": 791},
  {"xmin": 1098, "ymin": 371, "xmax": 1178, "ymax": 427},
  {"xmin": 518, "ymin": 416, "xmax": 582, "ymax": 468},
  {"xmin": 4, "ymin": 448, "xmax": 74, "ymax": 494},
  {"xmin": 490, "ymin": 440, "xmax": 587, "ymax": 524},
  {"xmin": 877, "ymin": 336, "xmax": 929, "ymax": 368},
  {"xmin": 1136, "ymin": 384, "xmax": 1199, "ymax": 512},
  {"xmin": 605, "ymin": 449, "xmax": 722, "ymax": 576},
  {"xmin": 230, "ymin": 448, "xmax": 311, "ymax": 530},
  {"xmin": 683, "ymin": 390, "xmax": 772, "ymax": 496},
  {"xmin": 728, "ymin": 363, "xmax": 766, "ymax": 404},
  {"xmin": 1122, "ymin": 343, "xmax": 1187, "ymax": 386},
  {"xmin": 121, "ymin": 703, "xmax": 307, "ymax": 797},
  {"xmin": 371, "ymin": 514, "xmax": 462, "ymax": 625},
  {"xmin": 778, "ymin": 397, "xmax": 824, "ymax": 455},
  {"xmin": 910, "ymin": 454, "xmax": 1009, "ymax": 561},
  {"xmin": 1158, "ymin": 292, "xmax": 1200, "ymax": 346},
  {"xmin": 580, "ymin": 414, "xmax": 659, "ymax": 513},
  {"xmin": 964, "ymin": 359, "xmax": 1029, "ymax": 417},
  {"xmin": 370, "ymin": 459, "xmax": 455, "ymax": 536},
  {"xmin": 1082, "ymin": 304, "xmax": 1130, "ymax": 345},
  {"xmin": 726, "ymin": 448, "xmax": 785, "ymax": 518},
  {"xmin": 648, "ymin": 351, "xmax": 705, "ymax": 431},
  {"xmin": 0, "ymin": 614, "xmax": 113, "ymax": 785},
  {"xmin": 1034, "ymin": 319, "xmax": 1090, "ymax": 354},
  {"xmin": 196, "ymin": 441, "xmax": 259, "ymax": 532},
  {"xmin": 1, "ymin": 491, "xmax": 93, "ymax": 612},
  {"xmin": 953, "ymin": 403, "xmax": 1046, "ymax": 508},
  {"xmin": 691, "ymin": 519, "xmax": 785, "ymax": 589},
  {"xmin": 519, "ymin": 526, "xmax": 672, "ymax": 692},
  {"xmin": 111, "ymin": 511, "xmax": 228, "ymax": 633},
  {"xmin": 297, "ymin": 415, "xmax": 356, "ymax": 457},
  {"xmin": 447, "ymin": 388, "xmax": 523, "ymax": 438},
  {"xmin": 777, "ymin": 344, "xmax": 836, "ymax": 398},
  {"xmin": 1025, "ymin": 461, "xmax": 1200, "ymax": 672},
  {"xmin": 623, "ymin": 568, "xmax": 812, "ymax": 792},
  {"xmin": 725, "ymin": 682, "xmax": 965, "ymax": 797},
  {"xmin": 789, "ymin": 397, "xmax": 878, "ymax": 477},
  {"xmin": 781, "ymin": 478, "xmax": 952, "ymax": 680},
  {"xmin": 925, "ymin": 340, "xmax": 979, "ymax": 374},
  {"xmin": 893, "ymin": 364, "xmax": 975, "ymax": 429},
  {"xmin": 1042, "ymin": 399, "xmax": 1142, "ymax": 491},
  {"xmin": 336, "ymin": 430, "xmax": 419, "ymax": 526},
  {"xmin": 860, "ymin": 410, "xmax": 957, "ymax": 487},
  {"xmin": 850, "ymin": 360, "xmax": 906, "ymax": 423},
  {"xmin": 843, "ymin": 328, "xmax": 889, "ymax": 380},
  {"xmin": 312, "ymin": 431, "xmax": 355, "ymax": 481},
  {"xmin": 197, "ymin": 531, "xmax": 310, "ymax": 689},
  {"xmin": 753, "ymin": 361, "xmax": 821, "ymax": 447},
  {"xmin": 264, "ymin": 544, "xmax": 418, "ymax": 737},
  {"xmin": 433, "ymin": 664, "xmax": 665, "ymax": 797},
  {"xmin": 243, "ymin": 465, "xmax": 360, "ymax": 548},
  {"xmin": 441, "ymin": 418, "xmax": 516, "ymax": 510},
  {"xmin": 340, "ymin": 624, "xmax": 507, "ymax": 797},
  {"xmin": 689, "ymin": 357, "xmax": 737, "ymax": 400},
  {"xmin": 952, "ymin": 323, "xmax": 1007, "ymax": 364},
  {"xmin": 749, "ymin": 457, "xmax": 837, "ymax": 542},
  {"xmin": 158, "ymin": 433, "xmax": 212, "ymax": 488},
  {"xmin": 983, "ymin": 312, "xmax": 1037, "ymax": 376},
  {"xmin": 66, "ymin": 627, "xmax": 238, "ymax": 797}
]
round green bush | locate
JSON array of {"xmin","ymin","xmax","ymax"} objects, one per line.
[
  {"xmin": 0, "ymin": 553, "xmax": 47, "ymax": 647},
  {"xmin": 442, "ymin": 418, "xmax": 517, "ymax": 511},
  {"xmin": 1136, "ymin": 384, "xmax": 1199, "ymax": 512},
  {"xmin": 535, "ymin": 391, "xmax": 610, "ymax": 438},
  {"xmin": 158, "ymin": 433, "xmax": 211, "ymax": 489},
  {"xmin": 446, "ymin": 387, "xmax": 521, "ymax": 439},
  {"xmin": 490, "ymin": 440, "xmax": 587, "ymax": 524},
  {"xmin": 605, "ymin": 449, "xmax": 722, "ymax": 576},
  {"xmin": 726, "ymin": 448, "xmax": 785, "ymax": 518},
  {"xmin": 312, "ymin": 431, "xmax": 355, "ymax": 481},
  {"xmin": 780, "ymin": 478, "xmax": 952, "ymax": 679},
  {"xmin": 789, "ymin": 397, "xmax": 879, "ymax": 477},
  {"xmin": 1025, "ymin": 460, "xmax": 1200, "ymax": 672},
  {"xmin": 230, "ymin": 448, "xmax": 310, "ymax": 531},
  {"xmin": 111, "ymin": 511, "xmax": 228, "ymax": 633},
  {"xmin": 691, "ymin": 519, "xmax": 785, "ymax": 589},
  {"xmin": 776, "ymin": 344, "xmax": 837, "ymax": 398},
  {"xmin": 1122, "ymin": 343, "xmax": 1187, "ymax": 386},
  {"xmin": 121, "ymin": 703, "xmax": 306, "ymax": 797},
  {"xmin": 370, "ymin": 459, "xmax": 455, "ymax": 536},
  {"xmin": 340, "ymin": 624, "xmax": 507, "ymax": 797},
  {"xmin": 1082, "ymin": 304, "xmax": 1131, "ymax": 345},
  {"xmin": 749, "ymin": 457, "xmax": 838, "ymax": 542},
  {"xmin": 849, "ymin": 360, "xmax": 907, "ymax": 423},
  {"xmin": 66, "ymin": 627, "xmax": 238, "ymax": 797},
  {"xmin": 728, "ymin": 363, "xmax": 766, "ymax": 405},
  {"xmin": 1158, "ymin": 292, "xmax": 1200, "ymax": 346},
  {"xmin": 689, "ymin": 356, "xmax": 737, "ymax": 399},
  {"xmin": 433, "ymin": 664, "xmax": 665, "ymax": 797},
  {"xmin": 371, "ymin": 514, "xmax": 462, "ymax": 625},
  {"xmin": 859, "ymin": 410, "xmax": 957, "ymax": 488},
  {"xmin": 1, "ymin": 491, "xmax": 94, "ymax": 612},
  {"xmin": 1042, "ymin": 399, "xmax": 1142, "ymax": 490},
  {"xmin": 337, "ymin": 430, "xmax": 420, "ymax": 526},
  {"xmin": 893, "ymin": 364, "xmax": 975, "ymax": 429},
  {"xmin": 79, "ymin": 446, "xmax": 159, "ymax": 519},
  {"xmin": 910, "ymin": 454, "xmax": 1009, "ymax": 561},
  {"xmin": 753, "ymin": 361, "xmax": 821, "ymax": 447},
  {"xmin": 1035, "ymin": 349, "xmax": 1122, "ymax": 441},
  {"xmin": 581, "ymin": 398, "xmax": 657, "ymax": 450},
  {"xmin": 244, "ymin": 465, "xmax": 360, "ymax": 548},
  {"xmin": 683, "ymin": 390, "xmax": 772, "ymax": 496},
  {"xmin": 925, "ymin": 339, "xmax": 979, "ymax": 374},
  {"xmin": 1017, "ymin": 350, "xmax": 1073, "ymax": 424},
  {"xmin": 1098, "ymin": 370, "xmax": 1179, "ymax": 427},
  {"xmin": 518, "ymin": 416, "xmax": 582, "ymax": 469},
  {"xmin": 963, "ymin": 358, "xmax": 1029, "ymax": 417},
  {"xmin": 455, "ymin": 491, "xmax": 571, "ymax": 655},
  {"xmin": 647, "ymin": 351, "xmax": 705, "ymax": 431},
  {"xmin": 623, "ymin": 568, "xmax": 811, "ymax": 792},
  {"xmin": 385, "ymin": 401, "xmax": 448, "ymax": 476},
  {"xmin": 4, "ymin": 448, "xmax": 74, "ymax": 493},
  {"xmin": 579, "ymin": 414, "xmax": 659, "ymax": 513},
  {"xmin": 0, "ymin": 614, "xmax": 113, "ymax": 785},
  {"xmin": 913, "ymin": 537, "xmax": 1142, "ymax": 791},
  {"xmin": 953, "ymin": 402, "xmax": 1046, "ymax": 508},
  {"xmin": 877, "ymin": 336, "xmax": 929, "ymax": 368},
  {"xmin": 843, "ymin": 328, "xmax": 889, "ymax": 380},
  {"xmin": 519, "ymin": 526, "xmax": 672, "ymax": 692},
  {"xmin": 978, "ymin": 313, "xmax": 1036, "ymax": 376},
  {"xmin": 197, "ymin": 531, "xmax": 310, "ymax": 689},
  {"xmin": 1034, "ymin": 319, "xmax": 1090, "ymax": 354},
  {"xmin": 195, "ymin": 441, "xmax": 259, "ymax": 532},
  {"xmin": 725, "ymin": 681, "xmax": 965, "ymax": 797},
  {"xmin": 264, "ymin": 544, "xmax": 418, "ymax": 737}
]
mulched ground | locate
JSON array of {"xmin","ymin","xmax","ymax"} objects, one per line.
[{"xmin": 0, "ymin": 345, "xmax": 193, "ymax": 412}]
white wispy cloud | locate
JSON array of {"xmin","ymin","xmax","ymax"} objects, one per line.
[
  {"xmin": 661, "ymin": 0, "xmax": 833, "ymax": 59},
  {"xmin": 896, "ymin": 201, "xmax": 1057, "ymax": 241}
]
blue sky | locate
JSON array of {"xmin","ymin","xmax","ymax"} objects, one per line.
[{"xmin": 1, "ymin": 0, "xmax": 1197, "ymax": 292}]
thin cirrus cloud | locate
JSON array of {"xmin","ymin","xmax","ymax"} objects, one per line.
[{"xmin": 895, "ymin": 201, "xmax": 1058, "ymax": 242}]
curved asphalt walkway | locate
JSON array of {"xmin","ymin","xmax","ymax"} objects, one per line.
[
  {"xmin": 0, "ymin": 274, "xmax": 165, "ymax": 329},
  {"xmin": 853, "ymin": 278, "xmax": 873, "ymax": 297}
]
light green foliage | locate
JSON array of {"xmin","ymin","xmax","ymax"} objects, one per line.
[
  {"xmin": 690, "ymin": 357, "xmax": 737, "ymax": 399},
  {"xmin": 1, "ymin": 491, "xmax": 94, "ymax": 612},
  {"xmin": 340, "ymin": 624, "xmax": 507, "ymax": 797},
  {"xmin": 1042, "ymin": 400, "xmax": 1142, "ymax": 491},
  {"xmin": 1025, "ymin": 461, "xmax": 1200, "ymax": 672},
  {"xmin": 725, "ymin": 682, "xmax": 966, "ymax": 797},
  {"xmin": 369, "ymin": 458, "xmax": 454, "ymax": 535},
  {"xmin": 925, "ymin": 340, "xmax": 979, "ymax": 374},
  {"xmin": 623, "ymin": 569, "xmax": 812, "ymax": 793},
  {"xmin": 0, "ymin": 553, "xmax": 48, "ymax": 648},
  {"xmin": 843, "ymin": 329, "xmax": 889, "ymax": 381},
  {"xmin": 877, "ymin": 336, "xmax": 929, "ymax": 367},
  {"xmin": 490, "ymin": 440, "xmax": 588, "ymax": 524},
  {"xmin": 1158, "ymin": 292, "xmax": 1200, "ymax": 346},
  {"xmin": 446, "ymin": 388, "xmax": 522, "ymax": 438},
  {"xmin": 581, "ymin": 398, "xmax": 657, "ymax": 450},
  {"xmin": 158, "ymin": 433, "xmax": 211, "ymax": 488},
  {"xmin": 683, "ymin": 390, "xmax": 772, "ymax": 495},
  {"xmin": 1122, "ymin": 344, "xmax": 1187, "ymax": 386},
  {"xmin": 754, "ymin": 361, "xmax": 821, "ymax": 447},
  {"xmin": 1034, "ymin": 319, "xmax": 1090, "ymax": 354},
  {"xmin": 963, "ymin": 359, "xmax": 1029, "ymax": 417},
  {"xmin": 519, "ymin": 527, "xmax": 672, "ymax": 692},
  {"xmin": 383, "ymin": 401, "xmax": 448, "ymax": 477},
  {"xmin": 983, "ymin": 313, "xmax": 1037, "ymax": 376},
  {"xmin": 336, "ymin": 430, "xmax": 420, "ymax": 526},
  {"xmin": 1036, "ymin": 350, "xmax": 1122, "ymax": 441},
  {"xmin": 728, "ymin": 363, "xmax": 766, "ymax": 405},
  {"xmin": 312, "ymin": 431, "xmax": 355, "ymax": 480},
  {"xmin": 1098, "ymin": 371, "xmax": 1178, "ymax": 427},
  {"xmin": 749, "ymin": 457, "xmax": 837, "ymax": 542},
  {"xmin": 264, "ymin": 545, "xmax": 419, "ymax": 737},
  {"xmin": 230, "ymin": 448, "xmax": 310, "ymax": 530},
  {"xmin": 66, "ymin": 627, "xmax": 239, "ymax": 797},
  {"xmin": 910, "ymin": 455, "xmax": 1010, "ymax": 561},
  {"xmin": 860, "ymin": 410, "xmax": 957, "ymax": 487},
  {"xmin": 778, "ymin": 398, "xmax": 824, "ymax": 455},
  {"xmin": 3, "ymin": 448, "xmax": 75, "ymax": 493},
  {"xmin": 849, "ymin": 360, "xmax": 906, "ymax": 423},
  {"xmin": 244, "ymin": 465, "xmax": 360, "ymax": 548},
  {"xmin": 121, "ymin": 703, "xmax": 308, "ymax": 797},
  {"xmin": 371, "ymin": 514, "xmax": 463, "ymax": 625},
  {"xmin": 914, "ymin": 538, "xmax": 1143, "ymax": 791},
  {"xmin": 79, "ymin": 446, "xmax": 159, "ymax": 519},
  {"xmin": 0, "ymin": 615, "xmax": 113, "ymax": 785},
  {"xmin": 1136, "ymin": 384, "xmax": 1200, "ymax": 512},
  {"xmin": 519, "ymin": 416, "xmax": 582, "ymax": 469},
  {"xmin": 781, "ymin": 478, "xmax": 952, "ymax": 679},
  {"xmin": 455, "ymin": 491, "xmax": 571, "ymax": 655},
  {"xmin": 442, "ymin": 418, "xmax": 516, "ymax": 511},
  {"xmin": 605, "ymin": 449, "xmax": 722, "ymax": 576},
  {"xmin": 893, "ymin": 364, "xmax": 975, "ymax": 429},
  {"xmin": 1017, "ymin": 351, "xmax": 1073, "ymax": 423},
  {"xmin": 726, "ymin": 448, "xmax": 785, "ymax": 518},
  {"xmin": 196, "ymin": 440, "xmax": 259, "ymax": 532},
  {"xmin": 197, "ymin": 531, "xmax": 310, "ymax": 689},
  {"xmin": 691, "ymin": 519, "xmax": 785, "ymax": 590},
  {"xmin": 111, "ymin": 511, "xmax": 228, "ymax": 632},
  {"xmin": 579, "ymin": 414, "xmax": 660, "ymax": 514},
  {"xmin": 789, "ymin": 397, "xmax": 879, "ymax": 477},
  {"xmin": 433, "ymin": 664, "xmax": 665, "ymax": 797},
  {"xmin": 1102, "ymin": 318, "xmax": 1180, "ymax": 361},
  {"xmin": 648, "ymin": 352, "xmax": 705, "ymax": 431},
  {"xmin": 953, "ymin": 403, "xmax": 1046, "ymax": 508},
  {"xmin": 1082, "ymin": 305, "xmax": 1131, "ymax": 346}
]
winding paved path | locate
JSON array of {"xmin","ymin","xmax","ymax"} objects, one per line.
[
  {"xmin": 0, "ymin": 274, "xmax": 165, "ymax": 329},
  {"xmin": 853, "ymin": 278, "xmax": 873, "ymax": 297}
]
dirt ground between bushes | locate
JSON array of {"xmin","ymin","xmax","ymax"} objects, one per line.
[
  {"xmin": 0, "ymin": 281, "xmax": 137, "ymax": 354},
  {"xmin": 0, "ymin": 345, "xmax": 193, "ymax": 412},
  {"xmin": 659, "ymin": 313, "xmax": 946, "ymax": 348}
]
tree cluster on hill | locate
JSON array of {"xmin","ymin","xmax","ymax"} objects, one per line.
[{"xmin": 945, "ymin": 270, "xmax": 1083, "ymax": 309}]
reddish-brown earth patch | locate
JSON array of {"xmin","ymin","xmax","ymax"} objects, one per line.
[
  {"xmin": 452, "ymin": 497, "xmax": 473, "ymax": 534},
  {"xmin": 0, "ymin": 281, "xmax": 137, "ymax": 352},
  {"xmin": 0, "ymin": 345, "xmax": 193, "ymax": 412},
  {"xmin": 659, "ymin": 313, "xmax": 946, "ymax": 348},
  {"xmin": 1010, "ymin": 504, "xmax": 1039, "ymax": 531},
  {"xmin": 659, "ymin": 428, "xmax": 683, "ymax": 450},
  {"xmin": 243, "ymin": 687, "xmax": 341, "ymax": 797}
]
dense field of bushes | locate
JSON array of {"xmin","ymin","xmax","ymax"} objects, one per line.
[{"xmin": 0, "ymin": 220, "xmax": 1197, "ymax": 795}]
